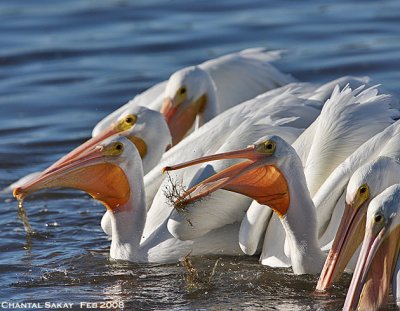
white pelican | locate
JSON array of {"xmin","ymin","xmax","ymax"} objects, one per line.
[
  {"xmin": 343, "ymin": 184, "xmax": 400, "ymax": 310},
  {"xmin": 13, "ymin": 136, "xmax": 244, "ymax": 263},
  {"xmin": 164, "ymin": 136, "xmax": 327, "ymax": 274},
  {"xmin": 316, "ymin": 156, "xmax": 400, "ymax": 291},
  {"xmin": 93, "ymin": 48, "xmax": 296, "ymax": 145},
  {"xmin": 256, "ymin": 83, "xmax": 399, "ymax": 268},
  {"xmin": 164, "ymin": 83, "xmax": 399, "ymax": 269}
]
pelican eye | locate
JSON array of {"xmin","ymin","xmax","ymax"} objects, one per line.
[
  {"xmin": 179, "ymin": 87, "xmax": 187, "ymax": 95},
  {"xmin": 104, "ymin": 141, "xmax": 124, "ymax": 156},
  {"xmin": 359, "ymin": 184, "xmax": 369, "ymax": 197},
  {"xmin": 374, "ymin": 214, "xmax": 383, "ymax": 223},
  {"xmin": 124, "ymin": 114, "xmax": 137, "ymax": 125},
  {"xmin": 360, "ymin": 187, "xmax": 366, "ymax": 194},
  {"xmin": 263, "ymin": 140, "xmax": 276, "ymax": 152},
  {"xmin": 115, "ymin": 114, "xmax": 137, "ymax": 131},
  {"xmin": 256, "ymin": 140, "xmax": 276, "ymax": 154}
]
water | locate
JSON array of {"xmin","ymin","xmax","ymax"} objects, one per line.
[{"xmin": 1, "ymin": 0, "xmax": 399, "ymax": 309}]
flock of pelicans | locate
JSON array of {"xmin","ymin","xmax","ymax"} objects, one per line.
[{"xmin": 9, "ymin": 48, "xmax": 400, "ymax": 310}]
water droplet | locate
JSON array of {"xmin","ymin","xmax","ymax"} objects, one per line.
[{"xmin": 45, "ymin": 222, "xmax": 60, "ymax": 227}]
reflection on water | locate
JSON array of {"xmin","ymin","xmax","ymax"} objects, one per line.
[{"xmin": 1, "ymin": 0, "xmax": 400, "ymax": 309}]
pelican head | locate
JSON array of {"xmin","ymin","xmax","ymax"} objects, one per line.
[
  {"xmin": 36, "ymin": 106, "xmax": 171, "ymax": 178},
  {"xmin": 111, "ymin": 106, "xmax": 172, "ymax": 173},
  {"xmin": 161, "ymin": 66, "xmax": 217, "ymax": 145},
  {"xmin": 343, "ymin": 184, "xmax": 400, "ymax": 310},
  {"xmin": 163, "ymin": 135, "xmax": 294, "ymax": 218},
  {"xmin": 317, "ymin": 156, "xmax": 400, "ymax": 291},
  {"xmin": 14, "ymin": 136, "xmax": 141, "ymax": 213}
]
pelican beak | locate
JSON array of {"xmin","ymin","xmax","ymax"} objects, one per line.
[
  {"xmin": 36, "ymin": 117, "xmax": 147, "ymax": 177},
  {"xmin": 43, "ymin": 126, "xmax": 119, "ymax": 176},
  {"xmin": 163, "ymin": 144, "xmax": 290, "ymax": 217},
  {"xmin": 343, "ymin": 224, "xmax": 400, "ymax": 311},
  {"xmin": 160, "ymin": 95, "xmax": 207, "ymax": 146},
  {"xmin": 160, "ymin": 97, "xmax": 178, "ymax": 124},
  {"xmin": 13, "ymin": 146, "xmax": 130, "ymax": 212},
  {"xmin": 316, "ymin": 199, "xmax": 368, "ymax": 291}
]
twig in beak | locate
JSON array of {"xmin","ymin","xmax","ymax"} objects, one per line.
[{"xmin": 162, "ymin": 172, "xmax": 198, "ymax": 226}]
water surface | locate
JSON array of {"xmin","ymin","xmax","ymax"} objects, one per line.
[{"xmin": 1, "ymin": 0, "xmax": 400, "ymax": 309}]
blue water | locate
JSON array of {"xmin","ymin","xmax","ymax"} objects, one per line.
[{"xmin": 0, "ymin": 0, "xmax": 399, "ymax": 309}]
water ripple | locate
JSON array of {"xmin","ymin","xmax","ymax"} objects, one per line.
[{"xmin": 1, "ymin": 0, "xmax": 400, "ymax": 309}]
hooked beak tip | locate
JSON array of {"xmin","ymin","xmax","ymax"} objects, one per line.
[
  {"xmin": 13, "ymin": 187, "xmax": 26, "ymax": 200},
  {"xmin": 162, "ymin": 166, "xmax": 171, "ymax": 174}
]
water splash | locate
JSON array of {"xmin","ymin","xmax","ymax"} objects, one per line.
[{"xmin": 180, "ymin": 253, "xmax": 220, "ymax": 291}]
